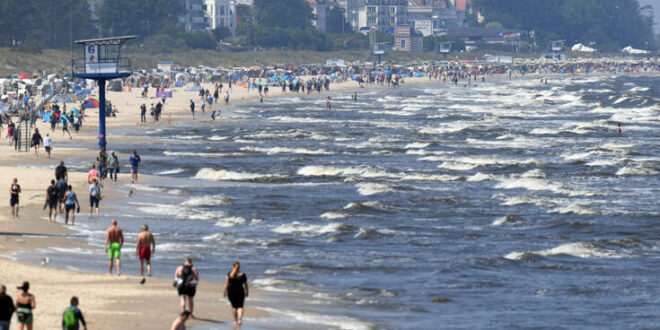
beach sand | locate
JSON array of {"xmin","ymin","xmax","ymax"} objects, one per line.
[{"xmin": 0, "ymin": 74, "xmax": 435, "ymax": 329}]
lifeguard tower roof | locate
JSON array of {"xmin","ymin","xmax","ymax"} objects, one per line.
[{"xmin": 74, "ymin": 35, "xmax": 137, "ymax": 45}]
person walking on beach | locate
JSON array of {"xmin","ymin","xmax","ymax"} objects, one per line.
[
  {"xmin": 0, "ymin": 285, "xmax": 15, "ymax": 330},
  {"xmin": 14, "ymin": 282, "xmax": 35, "ymax": 330},
  {"xmin": 44, "ymin": 133, "xmax": 52, "ymax": 159},
  {"xmin": 129, "ymin": 150, "xmax": 141, "ymax": 184},
  {"xmin": 108, "ymin": 152, "xmax": 120, "ymax": 182},
  {"xmin": 44, "ymin": 180, "xmax": 59, "ymax": 223},
  {"xmin": 10, "ymin": 178, "xmax": 21, "ymax": 219},
  {"xmin": 137, "ymin": 224, "xmax": 156, "ymax": 282},
  {"xmin": 170, "ymin": 311, "xmax": 191, "ymax": 330},
  {"xmin": 175, "ymin": 258, "xmax": 199, "ymax": 317},
  {"xmin": 223, "ymin": 261, "xmax": 249, "ymax": 327},
  {"xmin": 106, "ymin": 219, "xmax": 124, "ymax": 276},
  {"xmin": 189, "ymin": 99, "xmax": 195, "ymax": 120},
  {"xmin": 63, "ymin": 185, "xmax": 80, "ymax": 225},
  {"xmin": 140, "ymin": 104, "xmax": 147, "ymax": 123},
  {"xmin": 55, "ymin": 161, "xmax": 68, "ymax": 182},
  {"xmin": 326, "ymin": 96, "xmax": 332, "ymax": 111},
  {"xmin": 87, "ymin": 164, "xmax": 99, "ymax": 184},
  {"xmin": 31, "ymin": 128, "xmax": 42, "ymax": 157},
  {"xmin": 62, "ymin": 296, "xmax": 87, "ymax": 330},
  {"xmin": 88, "ymin": 178, "xmax": 102, "ymax": 216}
]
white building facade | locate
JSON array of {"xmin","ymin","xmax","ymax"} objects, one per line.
[{"xmin": 205, "ymin": 0, "xmax": 237, "ymax": 35}]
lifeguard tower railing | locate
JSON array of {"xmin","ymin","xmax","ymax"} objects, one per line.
[{"xmin": 71, "ymin": 58, "xmax": 132, "ymax": 78}]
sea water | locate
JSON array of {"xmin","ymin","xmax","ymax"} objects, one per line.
[{"xmin": 19, "ymin": 75, "xmax": 660, "ymax": 329}]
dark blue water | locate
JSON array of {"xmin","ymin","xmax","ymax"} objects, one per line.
[{"xmin": 22, "ymin": 75, "xmax": 660, "ymax": 329}]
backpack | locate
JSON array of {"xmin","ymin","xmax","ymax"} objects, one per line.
[
  {"xmin": 90, "ymin": 185, "xmax": 100, "ymax": 198},
  {"xmin": 62, "ymin": 307, "xmax": 77, "ymax": 328},
  {"xmin": 48, "ymin": 186, "xmax": 59, "ymax": 202}
]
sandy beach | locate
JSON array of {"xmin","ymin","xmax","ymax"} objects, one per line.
[{"xmin": 0, "ymin": 74, "xmax": 430, "ymax": 329}]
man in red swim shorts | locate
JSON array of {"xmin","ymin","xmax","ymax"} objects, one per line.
[{"xmin": 136, "ymin": 224, "xmax": 156, "ymax": 283}]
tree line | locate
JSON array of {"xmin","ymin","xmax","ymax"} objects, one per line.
[
  {"xmin": 1, "ymin": 0, "xmax": 653, "ymax": 52},
  {"xmin": 472, "ymin": 0, "xmax": 657, "ymax": 51}
]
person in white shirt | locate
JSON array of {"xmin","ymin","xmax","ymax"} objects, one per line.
[{"xmin": 44, "ymin": 134, "xmax": 53, "ymax": 159}]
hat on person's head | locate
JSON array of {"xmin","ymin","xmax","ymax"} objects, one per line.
[{"xmin": 17, "ymin": 281, "xmax": 29, "ymax": 291}]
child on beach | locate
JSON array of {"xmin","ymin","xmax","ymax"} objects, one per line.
[{"xmin": 62, "ymin": 296, "xmax": 86, "ymax": 330}]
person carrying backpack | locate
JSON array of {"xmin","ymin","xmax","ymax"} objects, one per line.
[
  {"xmin": 174, "ymin": 258, "xmax": 199, "ymax": 317},
  {"xmin": 62, "ymin": 296, "xmax": 86, "ymax": 330}
]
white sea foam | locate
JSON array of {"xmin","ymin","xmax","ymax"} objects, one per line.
[
  {"xmin": 169, "ymin": 135, "xmax": 203, "ymax": 140},
  {"xmin": 551, "ymin": 202, "xmax": 597, "ymax": 215},
  {"xmin": 241, "ymin": 146, "xmax": 333, "ymax": 155},
  {"xmin": 155, "ymin": 168, "xmax": 186, "ymax": 175},
  {"xmin": 616, "ymin": 166, "xmax": 658, "ymax": 176},
  {"xmin": 195, "ymin": 168, "xmax": 282, "ymax": 181},
  {"xmin": 320, "ymin": 212, "xmax": 349, "ymax": 220},
  {"xmin": 182, "ymin": 195, "xmax": 232, "ymax": 207},
  {"xmin": 272, "ymin": 222, "xmax": 349, "ymax": 236},
  {"xmin": 260, "ymin": 307, "xmax": 373, "ymax": 330},
  {"xmin": 438, "ymin": 161, "xmax": 478, "ymax": 171},
  {"xmin": 207, "ymin": 135, "xmax": 229, "ymax": 141},
  {"xmin": 356, "ymin": 183, "xmax": 393, "ymax": 196},
  {"xmin": 215, "ymin": 216, "xmax": 247, "ymax": 227},
  {"xmin": 467, "ymin": 172, "xmax": 495, "ymax": 182},
  {"xmin": 505, "ymin": 242, "xmax": 624, "ymax": 261},
  {"xmin": 298, "ymin": 166, "xmax": 393, "ymax": 179},
  {"xmin": 164, "ymin": 151, "xmax": 227, "ymax": 158},
  {"xmin": 404, "ymin": 142, "xmax": 430, "ymax": 149}
]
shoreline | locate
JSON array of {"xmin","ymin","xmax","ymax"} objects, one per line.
[{"xmin": 0, "ymin": 74, "xmax": 430, "ymax": 329}]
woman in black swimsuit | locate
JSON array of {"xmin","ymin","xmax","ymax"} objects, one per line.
[
  {"xmin": 10, "ymin": 178, "xmax": 21, "ymax": 219},
  {"xmin": 223, "ymin": 261, "xmax": 248, "ymax": 327}
]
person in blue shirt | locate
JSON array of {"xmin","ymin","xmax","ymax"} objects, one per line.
[{"xmin": 129, "ymin": 150, "xmax": 141, "ymax": 184}]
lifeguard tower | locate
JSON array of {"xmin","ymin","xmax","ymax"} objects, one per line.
[{"xmin": 72, "ymin": 36, "xmax": 135, "ymax": 150}]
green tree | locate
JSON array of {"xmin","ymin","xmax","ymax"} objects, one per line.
[
  {"xmin": 254, "ymin": 0, "xmax": 313, "ymax": 29},
  {"xmin": 99, "ymin": 0, "xmax": 183, "ymax": 38},
  {"xmin": 472, "ymin": 0, "xmax": 656, "ymax": 50}
]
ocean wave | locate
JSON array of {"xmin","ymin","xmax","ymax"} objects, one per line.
[
  {"xmin": 495, "ymin": 172, "xmax": 594, "ymax": 197},
  {"xmin": 616, "ymin": 165, "xmax": 658, "ymax": 176},
  {"xmin": 194, "ymin": 168, "xmax": 283, "ymax": 182},
  {"xmin": 240, "ymin": 146, "xmax": 333, "ymax": 155},
  {"xmin": 298, "ymin": 165, "xmax": 460, "ymax": 182},
  {"xmin": 356, "ymin": 183, "xmax": 393, "ymax": 196},
  {"xmin": 438, "ymin": 161, "xmax": 478, "ymax": 171},
  {"xmin": 467, "ymin": 172, "xmax": 495, "ymax": 182},
  {"xmin": 272, "ymin": 222, "xmax": 352, "ymax": 236},
  {"xmin": 207, "ymin": 135, "xmax": 229, "ymax": 141},
  {"xmin": 169, "ymin": 135, "xmax": 203, "ymax": 140},
  {"xmin": 260, "ymin": 307, "xmax": 373, "ymax": 330},
  {"xmin": 155, "ymin": 168, "xmax": 186, "ymax": 175},
  {"xmin": 404, "ymin": 142, "xmax": 430, "ymax": 149},
  {"xmin": 550, "ymin": 202, "xmax": 598, "ymax": 215},
  {"xmin": 343, "ymin": 201, "xmax": 391, "ymax": 213},
  {"xmin": 182, "ymin": 195, "xmax": 232, "ymax": 207},
  {"xmin": 504, "ymin": 242, "xmax": 624, "ymax": 261},
  {"xmin": 215, "ymin": 216, "xmax": 247, "ymax": 227},
  {"xmin": 164, "ymin": 151, "xmax": 228, "ymax": 158},
  {"xmin": 320, "ymin": 212, "xmax": 349, "ymax": 220},
  {"xmin": 491, "ymin": 214, "xmax": 524, "ymax": 226}
]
